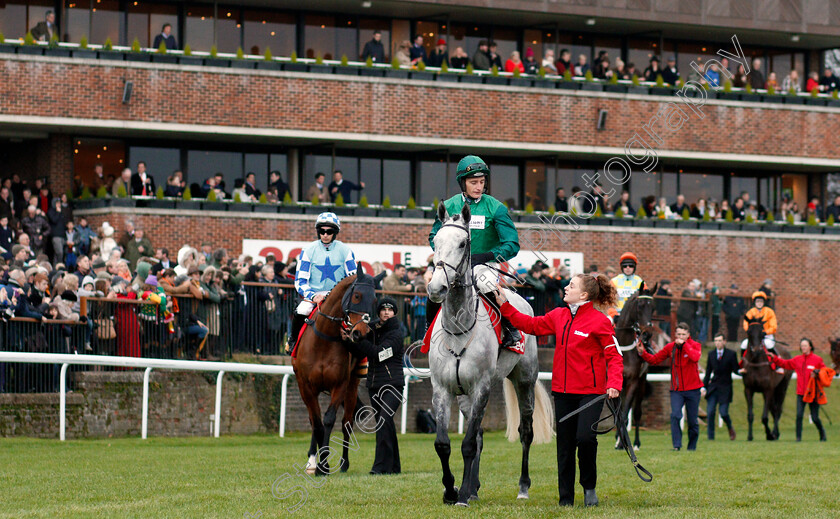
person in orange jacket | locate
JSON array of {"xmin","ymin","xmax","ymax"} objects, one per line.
[
  {"xmin": 494, "ymin": 272, "xmax": 622, "ymax": 507},
  {"xmin": 770, "ymin": 338, "xmax": 827, "ymax": 442},
  {"xmin": 740, "ymin": 291, "xmax": 779, "ymax": 369}
]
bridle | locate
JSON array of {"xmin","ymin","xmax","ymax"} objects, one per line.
[
  {"xmin": 614, "ymin": 295, "xmax": 654, "ymax": 353},
  {"xmin": 432, "ymin": 222, "xmax": 480, "ymax": 337},
  {"xmin": 743, "ymin": 322, "xmax": 770, "ymax": 366},
  {"xmin": 306, "ymin": 277, "xmax": 373, "ymax": 343}
]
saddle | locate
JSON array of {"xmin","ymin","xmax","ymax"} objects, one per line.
[{"xmin": 421, "ymin": 299, "xmax": 525, "ymax": 355}]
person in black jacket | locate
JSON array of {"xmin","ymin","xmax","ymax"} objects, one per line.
[
  {"xmin": 703, "ymin": 334, "xmax": 740, "ymax": 440},
  {"xmin": 722, "ymin": 284, "xmax": 746, "ymax": 342},
  {"xmin": 361, "ymin": 30, "xmax": 386, "ymax": 64},
  {"xmin": 343, "ymin": 297, "xmax": 405, "ymax": 475}
]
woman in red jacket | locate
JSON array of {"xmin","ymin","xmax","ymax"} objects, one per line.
[
  {"xmin": 770, "ymin": 338, "xmax": 827, "ymax": 441},
  {"xmin": 495, "ymin": 273, "xmax": 622, "ymax": 508},
  {"xmin": 636, "ymin": 322, "xmax": 703, "ymax": 451}
]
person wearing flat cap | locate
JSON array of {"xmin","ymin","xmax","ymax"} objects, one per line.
[{"xmin": 342, "ymin": 297, "xmax": 406, "ymax": 475}]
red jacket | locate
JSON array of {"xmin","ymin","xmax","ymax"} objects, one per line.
[
  {"xmin": 639, "ymin": 338, "xmax": 703, "ymax": 391},
  {"xmin": 501, "ymin": 301, "xmax": 623, "ymax": 395},
  {"xmin": 773, "ymin": 353, "xmax": 825, "ymax": 395}
]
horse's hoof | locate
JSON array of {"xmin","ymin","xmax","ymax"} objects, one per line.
[
  {"xmin": 339, "ymin": 458, "xmax": 349, "ymax": 473},
  {"xmin": 443, "ymin": 487, "xmax": 459, "ymax": 505},
  {"xmin": 517, "ymin": 492, "xmax": 529, "ymax": 500},
  {"xmin": 633, "ymin": 445, "xmax": 640, "ymax": 452},
  {"xmin": 468, "ymin": 494, "xmax": 479, "ymax": 502},
  {"xmin": 315, "ymin": 464, "xmax": 330, "ymax": 477},
  {"xmin": 455, "ymin": 502, "xmax": 469, "ymax": 508}
]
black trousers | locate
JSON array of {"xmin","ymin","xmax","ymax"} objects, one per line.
[
  {"xmin": 725, "ymin": 316, "xmax": 740, "ymax": 342},
  {"xmin": 370, "ymin": 385, "xmax": 403, "ymax": 474},
  {"xmin": 554, "ymin": 392, "xmax": 601, "ymax": 505},
  {"xmin": 795, "ymin": 395, "xmax": 824, "ymax": 440}
]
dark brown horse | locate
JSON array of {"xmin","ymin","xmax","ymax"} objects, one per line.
[
  {"xmin": 742, "ymin": 317, "xmax": 792, "ymax": 441},
  {"xmin": 829, "ymin": 337, "xmax": 840, "ymax": 370},
  {"xmin": 613, "ymin": 283, "xmax": 658, "ymax": 450},
  {"xmin": 291, "ymin": 273, "xmax": 377, "ymax": 475}
]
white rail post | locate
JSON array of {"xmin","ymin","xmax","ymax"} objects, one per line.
[
  {"xmin": 279, "ymin": 374, "xmax": 290, "ymax": 438},
  {"xmin": 214, "ymin": 371, "xmax": 224, "ymax": 438},
  {"xmin": 401, "ymin": 376, "xmax": 410, "ymax": 435},
  {"xmin": 141, "ymin": 367, "xmax": 152, "ymax": 439},
  {"xmin": 458, "ymin": 411, "xmax": 464, "ymax": 435},
  {"xmin": 59, "ymin": 363, "xmax": 69, "ymax": 441}
]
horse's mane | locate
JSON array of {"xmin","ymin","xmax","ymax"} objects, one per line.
[{"xmin": 322, "ymin": 274, "xmax": 358, "ymax": 307}]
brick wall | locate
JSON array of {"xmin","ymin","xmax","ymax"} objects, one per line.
[
  {"xmin": 1, "ymin": 56, "xmax": 839, "ymax": 160},
  {"xmin": 77, "ymin": 208, "xmax": 840, "ymax": 353}
]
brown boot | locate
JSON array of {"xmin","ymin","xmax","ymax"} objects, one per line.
[{"xmin": 729, "ymin": 428, "xmax": 736, "ymax": 441}]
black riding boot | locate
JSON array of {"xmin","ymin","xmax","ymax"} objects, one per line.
[
  {"xmin": 425, "ymin": 298, "xmax": 441, "ymax": 331},
  {"xmin": 500, "ymin": 316, "xmax": 522, "ymax": 349},
  {"xmin": 287, "ymin": 313, "xmax": 307, "ymax": 354}
]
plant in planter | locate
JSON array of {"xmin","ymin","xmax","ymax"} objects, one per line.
[
  {"xmin": 788, "ymin": 87, "xmax": 797, "ymax": 96},
  {"xmin": 131, "ymin": 38, "xmax": 141, "ymax": 53},
  {"xmin": 538, "ymin": 66, "xmax": 546, "ymax": 79},
  {"xmin": 334, "ymin": 193, "xmax": 345, "ymax": 207},
  {"xmin": 811, "ymin": 87, "xmax": 819, "ymax": 98},
  {"xmin": 609, "ymin": 73, "xmax": 618, "ymax": 85},
  {"xmin": 183, "ymin": 44, "xmax": 192, "ymax": 56},
  {"xmin": 236, "ymin": 47, "xmax": 245, "ymax": 59},
  {"xmin": 24, "ymin": 32, "xmax": 35, "ymax": 46},
  {"xmin": 655, "ymin": 74, "xmax": 665, "ymax": 88},
  {"xmin": 563, "ymin": 69, "xmax": 572, "ymax": 82},
  {"xmin": 96, "ymin": 186, "xmax": 109, "ymax": 199},
  {"xmin": 593, "ymin": 205, "xmax": 603, "ymax": 219},
  {"xmin": 80, "ymin": 35, "xmax": 88, "ymax": 49},
  {"xmin": 635, "ymin": 206, "xmax": 647, "ymax": 219},
  {"xmin": 407, "ymin": 197, "xmax": 417, "ymax": 210},
  {"xmin": 417, "ymin": 60, "xmax": 426, "ymax": 71},
  {"xmin": 359, "ymin": 195, "xmax": 369, "ymax": 208},
  {"xmin": 431, "ymin": 197, "xmax": 439, "ymax": 210},
  {"xmin": 548, "ymin": 205, "xmax": 555, "ymax": 216},
  {"xmin": 382, "ymin": 196, "xmax": 392, "ymax": 209},
  {"xmin": 657, "ymin": 210, "xmax": 666, "ymax": 220},
  {"xmin": 282, "ymin": 191, "xmax": 296, "ymax": 206},
  {"xmin": 703, "ymin": 209, "xmax": 711, "ymax": 222},
  {"xmin": 340, "ymin": 54, "xmax": 349, "ymax": 67},
  {"xmin": 291, "ymin": 51, "xmax": 298, "ymax": 63},
  {"xmin": 365, "ymin": 56, "xmax": 374, "ymax": 68},
  {"xmin": 745, "ymin": 213, "xmax": 755, "ymax": 224},
  {"xmin": 828, "ymin": 214, "xmax": 836, "ymax": 227},
  {"xmin": 156, "ymin": 186, "xmax": 164, "ymax": 199},
  {"xmin": 259, "ymin": 193, "xmax": 268, "ymax": 204},
  {"xmin": 584, "ymin": 69, "xmax": 594, "ymax": 82},
  {"xmin": 682, "ymin": 207, "xmax": 690, "ymax": 221},
  {"xmin": 766, "ymin": 211, "xmax": 775, "ymax": 224},
  {"xmin": 807, "ymin": 213, "xmax": 818, "ymax": 226},
  {"xmin": 264, "ymin": 47, "xmax": 272, "ymax": 61},
  {"xmin": 49, "ymin": 34, "xmax": 59, "ymax": 49},
  {"xmin": 786, "ymin": 212, "xmax": 795, "ymax": 225},
  {"xmin": 614, "ymin": 207, "xmax": 624, "ymax": 219},
  {"xmin": 745, "ymin": 83, "xmax": 753, "ymax": 94},
  {"xmin": 157, "ymin": 41, "xmax": 167, "ymax": 54},
  {"xmin": 677, "ymin": 78, "xmax": 685, "ymax": 89},
  {"xmin": 80, "ymin": 186, "xmax": 92, "ymax": 200},
  {"xmin": 766, "ymin": 84, "xmax": 776, "ymax": 96},
  {"xmin": 234, "ymin": 192, "xmax": 243, "ymax": 203},
  {"xmin": 65, "ymin": 189, "xmax": 74, "ymax": 201},
  {"xmin": 310, "ymin": 194, "xmax": 320, "ymax": 206},
  {"xmin": 210, "ymin": 45, "xmax": 219, "ymax": 58},
  {"xmin": 512, "ymin": 67, "xmax": 521, "ymax": 79},
  {"xmin": 440, "ymin": 61, "xmax": 449, "ymax": 74},
  {"xmin": 116, "ymin": 184, "xmax": 128, "ymax": 199},
  {"xmin": 315, "ymin": 54, "xmax": 324, "ymax": 65},
  {"xmin": 524, "ymin": 202, "xmax": 534, "ymax": 214},
  {"xmin": 725, "ymin": 209, "xmax": 734, "ymax": 223},
  {"xmin": 207, "ymin": 189, "xmax": 219, "ymax": 202},
  {"xmin": 391, "ymin": 57, "xmax": 400, "ymax": 70},
  {"xmin": 0, "ymin": 32, "xmax": 5, "ymax": 44},
  {"xmin": 723, "ymin": 79, "xmax": 732, "ymax": 93},
  {"xmin": 833, "ymin": 90, "xmax": 840, "ymax": 101},
  {"xmin": 104, "ymin": 37, "xmax": 113, "ymax": 51},
  {"xmin": 183, "ymin": 187, "xmax": 192, "ymax": 201},
  {"xmin": 491, "ymin": 64, "xmax": 499, "ymax": 76},
  {"xmin": 632, "ymin": 74, "xmax": 640, "ymax": 86}
]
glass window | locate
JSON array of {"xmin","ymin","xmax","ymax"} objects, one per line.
[
  {"xmin": 759, "ymin": 176, "xmax": 773, "ymax": 212},
  {"xmin": 629, "ymin": 171, "xmax": 659, "ymax": 207},
  {"xmin": 91, "ymin": 0, "xmax": 120, "ymax": 47},
  {"xmin": 523, "ymin": 29, "xmax": 543, "ymax": 63},
  {"xmin": 185, "ymin": 5, "xmax": 214, "ymax": 52},
  {"xmin": 418, "ymin": 160, "xmax": 448, "ymax": 207},
  {"xmin": 358, "ymin": 18, "xmax": 390, "ymax": 62},
  {"xmin": 593, "ymin": 36, "xmax": 621, "ymax": 72},
  {"xmin": 127, "ymin": 2, "xmax": 178, "ymax": 48},
  {"xmin": 64, "ymin": 0, "xmax": 90, "ymax": 44},
  {"xmin": 679, "ymin": 172, "xmax": 724, "ymax": 205},
  {"xmin": 383, "ymin": 159, "xmax": 410, "ymax": 206},
  {"xmin": 187, "ymin": 150, "xmax": 242, "ymax": 189},
  {"xmin": 489, "ymin": 164, "xmax": 520, "ymax": 210},
  {"xmin": 390, "ymin": 19, "xmax": 411, "ymax": 61},
  {"xmin": 129, "ymin": 146, "xmax": 181, "ymax": 188},
  {"xmin": 359, "ymin": 158, "xmax": 381, "ymax": 205},
  {"xmin": 770, "ymin": 52, "xmax": 791, "ymax": 88},
  {"xmin": 570, "ymin": 34, "xmax": 593, "ymax": 70},
  {"xmin": 216, "ymin": 7, "xmax": 241, "ymax": 54},
  {"xmin": 729, "ymin": 176, "xmax": 757, "ymax": 204},
  {"xmin": 26, "ymin": 1, "xmax": 54, "ymax": 40},
  {"xmin": 244, "ymin": 11, "xmax": 295, "ymax": 57},
  {"xmin": 0, "ymin": 2, "xmax": 28, "ymax": 41},
  {"xmin": 524, "ymin": 162, "xmax": 547, "ymax": 211},
  {"xmin": 676, "ymin": 42, "xmax": 721, "ymax": 84},
  {"xmin": 73, "ymin": 138, "xmax": 126, "ymax": 189},
  {"xmin": 305, "ymin": 14, "xmax": 335, "ymax": 60},
  {"xmin": 414, "ymin": 20, "xmax": 439, "ymax": 60},
  {"xmin": 303, "ymin": 153, "xmax": 333, "ymax": 199},
  {"xmin": 335, "ymin": 15, "xmax": 356, "ymax": 61},
  {"xmin": 491, "ymin": 27, "xmax": 517, "ymax": 66},
  {"xmin": 244, "ymin": 153, "xmax": 268, "ymax": 191},
  {"xmin": 449, "ymin": 23, "xmax": 489, "ymax": 62}
]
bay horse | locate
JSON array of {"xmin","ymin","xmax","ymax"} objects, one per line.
[
  {"xmin": 291, "ymin": 273, "xmax": 377, "ymax": 475},
  {"xmin": 742, "ymin": 317, "xmax": 792, "ymax": 441},
  {"xmin": 829, "ymin": 337, "xmax": 840, "ymax": 370},
  {"xmin": 427, "ymin": 202, "xmax": 553, "ymax": 507},
  {"xmin": 613, "ymin": 284, "xmax": 658, "ymax": 450}
]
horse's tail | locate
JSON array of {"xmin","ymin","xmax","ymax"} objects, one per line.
[{"xmin": 503, "ymin": 378, "xmax": 555, "ymax": 445}]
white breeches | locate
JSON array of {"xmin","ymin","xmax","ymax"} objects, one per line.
[
  {"xmin": 740, "ymin": 334, "xmax": 775, "ymax": 350},
  {"xmin": 473, "ymin": 263, "xmax": 499, "ymax": 295},
  {"xmin": 296, "ymin": 292, "xmax": 329, "ymax": 315}
]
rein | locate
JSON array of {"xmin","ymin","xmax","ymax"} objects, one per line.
[
  {"xmin": 434, "ymin": 222, "xmax": 481, "ymax": 337},
  {"xmin": 305, "ymin": 278, "xmax": 372, "ymax": 344}
]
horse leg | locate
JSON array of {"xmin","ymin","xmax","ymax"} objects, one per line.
[
  {"xmin": 457, "ymin": 383, "xmax": 491, "ymax": 507},
  {"xmin": 455, "ymin": 394, "xmax": 482, "ymax": 502},
  {"xmin": 745, "ymin": 388, "xmax": 754, "ymax": 441},
  {"xmin": 632, "ymin": 381, "xmax": 645, "ymax": 450},
  {"xmin": 299, "ymin": 383, "xmax": 323, "ymax": 473},
  {"xmin": 317, "ymin": 388, "xmax": 344, "ymax": 476},
  {"xmin": 762, "ymin": 390, "xmax": 774, "ymax": 441},
  {"xmin": 514, "ymin": 378, "xmax": 535, "ymax": 499},
  {"xmin": 339, "ymin": 381, "xmax": 360, "ymax": 473},
  {"xmin": 432, "ymin": 384, "xmax": 458, "ymax": 505},
  {"xmin": 617, "ymin": 379, "xmax": 636, "ymax": 449}
]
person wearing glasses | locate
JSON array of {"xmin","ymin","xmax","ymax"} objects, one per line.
[{"xmin": 289, "ymin": 212, "xmax": 358, "ymax": 352}]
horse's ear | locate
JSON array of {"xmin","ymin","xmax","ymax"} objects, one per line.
[
  {"xmin": 461, "ymin": 202, "xmax": 471, "ymax": 225},
  {"xmin": 437, "ymin": 201, "xmax": 448, "ymax": 222},
  {"xmin": 649, "ymin": 282, "xmax": 658, "ymax": 295}
]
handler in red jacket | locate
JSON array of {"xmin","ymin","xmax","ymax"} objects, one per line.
[
  {"xmin": 636, "ymin": 322, "xmax": 703, "ymax": 451},
  {"xmin": 770, "ymin": 338, "xmax": 827, "ymax": 442},
  {"xmin": 495, "ymin": 272, "xmax": 622, "ymax": 508}
]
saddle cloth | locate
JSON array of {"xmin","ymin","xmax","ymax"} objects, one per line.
[
  {"xmin": 291, "ymin": 306, "xmax": 319, "ymax": 359},
  {"xmin": 421, "ymin": 299, "xmax": 525, "ymax": 355}
]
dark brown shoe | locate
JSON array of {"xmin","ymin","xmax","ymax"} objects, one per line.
[{"xmin": 729, "ymin": 428, "xmax": 736, "ymax": 441}]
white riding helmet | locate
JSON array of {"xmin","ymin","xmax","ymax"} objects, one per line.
[{"xmin": 315, "ymin": 212, "xmax": 341, "ymax": 231}]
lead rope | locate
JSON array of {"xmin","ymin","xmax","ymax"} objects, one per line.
[{"xmin": 592, "ymin": 397, "xmax": 653, "ymax": 483}]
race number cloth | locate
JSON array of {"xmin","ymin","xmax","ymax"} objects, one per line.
[{"xmin": 421, "ymin": 299, "xmax": 524, "ymax": 355}]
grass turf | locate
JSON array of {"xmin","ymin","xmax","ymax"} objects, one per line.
[{"xmin": 1, "ymin": 378, "xmax": 838, "ymax": 518}]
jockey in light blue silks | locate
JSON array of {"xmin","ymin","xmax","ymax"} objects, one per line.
[{"xmin": 289, "ymin": 212, "xmax": 358, "ymax": 351}]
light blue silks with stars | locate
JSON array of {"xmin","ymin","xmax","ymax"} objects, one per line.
[{"xmin": 294, "ymin": 240, "xmax": 358, "ymax": 299}]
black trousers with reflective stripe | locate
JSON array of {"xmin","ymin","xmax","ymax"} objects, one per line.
[{"xmin": 554, "ymin": 392, "xmax": 601, "ymax": 505}]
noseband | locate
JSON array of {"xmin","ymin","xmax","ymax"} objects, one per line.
[{"xmin": 308, "ymin": 277, "xmax": 373, "ymax": 343}]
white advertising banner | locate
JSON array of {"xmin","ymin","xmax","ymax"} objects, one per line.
[{"xmin": 242, "ymin": 239, "xmax": 583, "ymax": 277}]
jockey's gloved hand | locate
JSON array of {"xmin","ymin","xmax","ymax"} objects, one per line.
[{"xmin": 470, "ymin": 252, "xmax": 495, "ymax": 267}]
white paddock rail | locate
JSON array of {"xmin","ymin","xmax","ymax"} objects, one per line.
[{"xmin": 0, "ymin": 353, "xmax": 808, "ymax": 440}]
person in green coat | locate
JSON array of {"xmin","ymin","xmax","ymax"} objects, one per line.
[{"xmin": 427, "ymin": 155, "xmax": 521, "ymax": 347}]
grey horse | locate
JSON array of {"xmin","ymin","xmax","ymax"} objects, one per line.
[{"xmin": 427, "ymin": 201, "xmax": 553, "ymax": 507}]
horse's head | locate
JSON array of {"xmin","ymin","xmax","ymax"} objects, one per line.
[
  {"xmin": 829, "ymin": 337, "xmax": 840, "ymax": 368},
  {"xmin": 745, "ymin": 316, "xmax": 765, "ymax": 353},
  {"xmin": 340, "ymin": 271, "xmax": 377, "ymax": 342},
  {"xmin": 634, "ymin": 282, "xmax": 658, "ymax": 329},
  {"xmin": 428, "ymin": 201, "xmax": 472, "ymax": 303}
]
